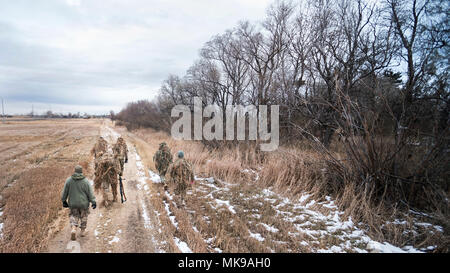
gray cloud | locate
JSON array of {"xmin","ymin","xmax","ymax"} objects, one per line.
[{"xmin": 0, "ymin": 0, "xmax": 272, "ymax": 115}]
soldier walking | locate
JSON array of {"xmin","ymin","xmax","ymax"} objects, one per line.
[
  {"xmin": 91, "ymin": 136, "xmax": 108, "ymax": 158},
  {"xmin": 94, "ymin": 152, "xmax": 119, "ymax": 207},
  {"xmin": 113, "ymin": 136, "xmax": 128, "ymax": 177},
  {"xmin": 113, "ymin": 136, "xmax": 128, "ymax": 203},
  {"xmin": 167, "ymin": 151, "xmax": 194, "ymax": 208},
  {"xmin": 61, "ymin": 165, "xmax": 97, "ymax": 241},
  {"xmin": 153, "ymin": 142, "xmax": 173, "ymax": 187}
]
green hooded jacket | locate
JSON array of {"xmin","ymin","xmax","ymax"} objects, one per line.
[{"xmin": 61, "ymin": 173, "xmax": 96, "ymax": 209}]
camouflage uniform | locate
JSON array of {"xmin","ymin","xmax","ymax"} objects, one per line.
[
  {"xmin": 69, "ymin": 208, "xmax": 89, "ymax": 229},
  {"xmin": 94, "ymin": 152, "xmax": 119, "ymax": 205},
  {"xmin": 113, "ymin": 137, "xmax": 128, "ymax": 176},
  {"xmin": 167, "ymin": 151, "xmax": 194, "ymax": 204},
  {"xmin": 153, "ymin": 143, "xmax": 173, "ymax": 182},
  {"xmin": 91, "ymin": 137, "xmax": 108, "ymax": 158}
]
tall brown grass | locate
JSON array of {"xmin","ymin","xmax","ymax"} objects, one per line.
[
  {"xmin": 123, "ymin": 125, "xmax": 448, "ymax": 252},
  {"xmin": 0, "ymin": 165, "xmax": 73, "ymax": 252}
]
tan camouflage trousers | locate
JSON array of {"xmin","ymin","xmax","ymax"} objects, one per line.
[
  {"xmin": 118, "ymin": 158, "xmax": 125, "ymax": 176},
  {"xmin": 69, "ymin": 208, "xmax": 89, "ymax": 229},
  {"xmin": 157, "ymin": 164, "xmax": 169, "ymax": 177},
  {"xmin": 102, "ymin": 181, "xmax": 118, "ymax": 203},
  {"xmin": 174, "ymin": 181, "xmax": 188, "ymax": 202}
]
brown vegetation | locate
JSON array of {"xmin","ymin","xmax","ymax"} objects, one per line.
[
  {"xmin": 0, "ymin": 119, "xmax": 101, "ymax": 252},
  {"xmin": 122, "ymin": 125, "xmax": 448, "ymax": 252},
  {"xmin": 114, "ymin": 0, "xmax": 449, "ymax": 252}
]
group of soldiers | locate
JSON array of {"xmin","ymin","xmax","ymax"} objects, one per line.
[
  {"xmin": 90, "ymin": 137, "xmax": 194, "ymax": 207},
  {"xmin": 62, "ymin": 135, "xmax": 194, "ymax": 241},
  {"xmin": 91, "ymin": 137, "xmax": 194, "ymax": 208},
  {"xmin": 91, "ymin": 136, "xmax": 128, "ymax": 207},
  {"xmin": 153, "ymin": 142, "xmax": 195, "ymax": 207},
  {"xmin": 62, "ymin": 135, "xmax": 128, "ymax": 240}
]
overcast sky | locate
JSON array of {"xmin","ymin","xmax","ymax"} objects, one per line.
[{"xmin": 0, "ymin": 0, "xmax": 273, "ymax": 115}]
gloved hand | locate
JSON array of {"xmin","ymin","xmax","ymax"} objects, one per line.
[
  {"xmin": 125, "ymin": 158, "xmax": 128, "ymax": 163},
  {"xmin": 92, "ymin": 202, "xmax": 97, "ymax": 209},
  {"xmin": 62, "ymin": 200, "xmax": 69, "ymax": 208}
]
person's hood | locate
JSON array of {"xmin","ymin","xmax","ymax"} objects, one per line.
[{"xmin": 72, "ymin": 173, "xmax": 85, "ymax": 180}]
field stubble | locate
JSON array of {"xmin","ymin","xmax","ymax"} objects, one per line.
[{"xmin": 0, "ymin": 119, "xmax": 102, "ymax": 252}]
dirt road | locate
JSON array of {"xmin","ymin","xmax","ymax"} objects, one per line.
[{"xmin": 47, "ymin": 123, "xmax": 166, "ymax": 253}]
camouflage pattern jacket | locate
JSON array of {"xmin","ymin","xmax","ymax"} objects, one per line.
[
  {"xmin": 113, "ymin": 138, "xmax": 128, "ymax": 162},
  {"xmin": 94, "ymin": 153, "xmax": 119, "ymax": 190},
  {"xmin": 153, "ymin": 147, "xmax": 173, "ymax": 175},
  {"xmin": 91, "ymin": 138, "xmax": 108, "ymax": 158},
  {"xmin": 113, "ymin": 138, "xmax": 128, "ymax": 176},
  {"xmin": 167, "ymin": 158, "xmax": 194, "ymax": 188}
]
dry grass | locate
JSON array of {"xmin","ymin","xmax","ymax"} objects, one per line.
[
  {"xmin": 0, "ymin": 119, "xmax": 101, "ymax": 252},
  {"xmin": 120, "ymin": 126, "xmax": 448, "ymax": 252},
  {"xmin": 121, "ymin": 128, "xmax": 323, "ymax": 252},
  {"xmin": 0, "ymin": 166, "xmax": 74, "ymax": 252},
  {"xmin": 120, "ymin": 129, "xmax": 209, "ymax": 253}
]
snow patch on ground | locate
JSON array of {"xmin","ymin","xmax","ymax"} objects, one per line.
[
  {"xmin": 133, "ymin": 152, "xmax": 152, "ymax": 198},
  {"xmin": 163, "ymin": 200, "xmax": 178, "ymax": 228},
  {"xmin": 249, "ymin": 231, "xmax": 265, "ymax": 242},
  {"xmin": 134, "ymin": 148, "xmax": 151, "ymax": 196},
  {"xmin": 299, "ymin": 193, "xmax": 311, "ymax": 203},
  {"xmin": 214, "ymin": 199, "xmax": 236, "ymax": 214},
  {"xmin": 259, "ymin": 223, "xmax": 279, "ymax": 233},
  {"xmin": 195, "ymin": 176, "xmax": 215, "ymax": 184},
  {"xmin": 108, "ymin": 229, "xmax": 122, "ymax": 245},
  {"xmin": 415, "ymin": 222, "xmax": 444, "ymax": 232},
  {"xmin": 148, "ymin": 169, "xmax": 161, "ymax": 183},
  {"xmin": 165, "ymin": 190, "xmax": 174, "ymax": 201},
  {"xmin": 174, "ymin": 237, "xmax": 192, "ymax": 253},
  {"xmin": 103, "ymin": 126, "xmax": 120, "ymax": 142},
  {"xmin": 366, "ymin": 241, "xmax": 422, "ymax": 253},
  {"xmin": 140, "ymin": 198, "xmax": 152, "ymax": 229},
  {"xmin": 108, "ymin": 236, "xmax": 120, "ymax": 244},
  {"xmin": 275, "ymin": 191, "xmax": 433, "ymax": 253},
  {"xmin": 247, "ymin": 184, "xmax": 430, "ymax": 253}
]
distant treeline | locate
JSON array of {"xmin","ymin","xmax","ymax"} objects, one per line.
[{"xmin": 22, "ymin": 111, "xmax": 109, "ymax": 119}]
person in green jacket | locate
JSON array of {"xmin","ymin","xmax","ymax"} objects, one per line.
[{"xmin": 61, "ymin": 165, "xmax": 97, "ymax": 241}]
